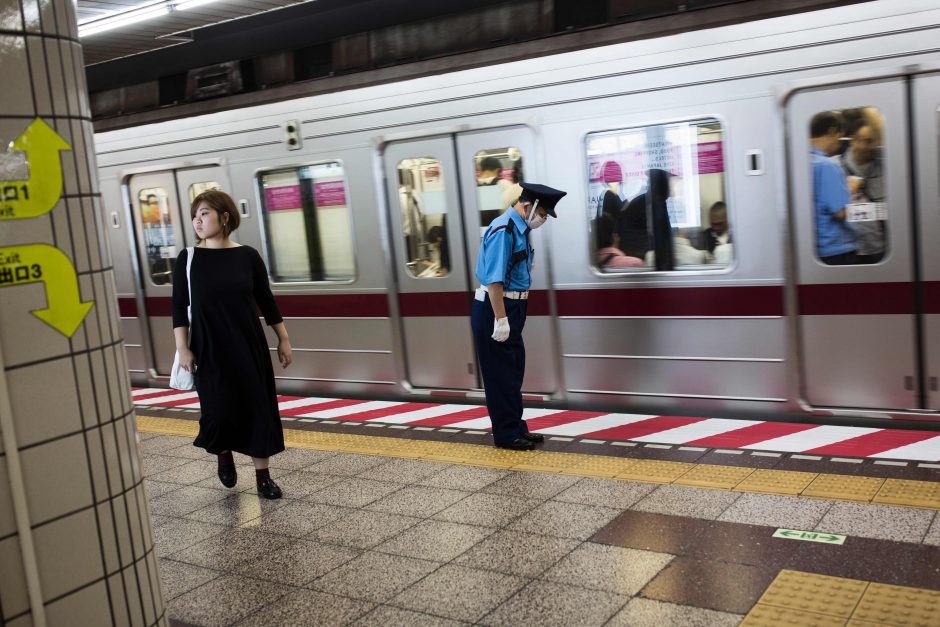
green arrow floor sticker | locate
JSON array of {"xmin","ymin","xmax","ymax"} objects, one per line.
[
  {"xmin": 773, "ymin": 528, "xmax": 846, "ymax": 545},
  {"xmin": 1, "ymin": 118, "xmax": 72, "ymax": 219},
  {"xmin": 0, "ymin": 244, "xmax": 93, "ymax": 337}
]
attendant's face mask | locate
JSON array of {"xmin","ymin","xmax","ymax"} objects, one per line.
[{"xmin": 526, "ymin": 200, "xmax": 547, "ymax": 230}]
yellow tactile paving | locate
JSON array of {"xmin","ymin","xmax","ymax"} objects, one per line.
[
  {"xmin": 853, "ymin": 582, "xmax": 940, "ymax": 627},
  {"xmin": 734, "ymin": 469, "xmax": 819, "ymax": 496},
  {"xmin": 615, "ymin": 459, "xmax": 695, "ymax": 483},
  {"xmin": 872, "ymin": 479, "xmax": 940, "ymax": 510},
  {"xmin": 744, "ymin": 571, "xmax": 940, "ymax": 627},
  {"xmin": 673, "ymin": 463, "xmax": 754, "ymax": 489},
  {"xmin": 802, "ymin": 474, "xmax": 886, "ymax": 502},
  {"xmin": 757, "ymin": 570, "xmax": 867, "ymax": 619},
  {"xmin": 135, "ymin": 416, "xmax": 940, "ymax": 511},
  {"xmin": 741, "ymin": 604, "xmax": 847, "ymax": 626}
]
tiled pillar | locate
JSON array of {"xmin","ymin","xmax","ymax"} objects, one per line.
[{"xmin": 0, "ymin": 0, "xmax": 165, "ymax": 625}]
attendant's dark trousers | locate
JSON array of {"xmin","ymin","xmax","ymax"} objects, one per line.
[{"xmin": 471, "ymin": 295, "xmax": 529, "ymax": 445}]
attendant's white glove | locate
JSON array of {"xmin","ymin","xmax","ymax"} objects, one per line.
[{"xmin": 492, "ymin": 317, "xmax": 510, "ymax": 342}]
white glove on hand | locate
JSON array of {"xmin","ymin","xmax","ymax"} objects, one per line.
[{"xmin": 491, "ymin": 317, "xmax": 510, "ymax": 342}]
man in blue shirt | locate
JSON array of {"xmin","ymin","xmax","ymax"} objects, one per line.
[
  {"xmin": 810, "ymin": 112, "xmax": 858, "ymax": 265},
  {"xmin": 471, "ymin": 182, "xmax": 566, "ymax": 450}
]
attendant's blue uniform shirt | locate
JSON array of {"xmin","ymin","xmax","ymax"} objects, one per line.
[
  {"xmin": 812, "ymin": 147, "xmax": 857, "ymax": 258},
  {"xmin": 475, "ymin": 208, "xmax": 533, "ymax": 290}
]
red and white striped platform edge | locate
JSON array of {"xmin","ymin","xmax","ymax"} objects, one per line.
[{"xmin": 131, "ymin": 388, "xmax": 940, "ymax": 463}]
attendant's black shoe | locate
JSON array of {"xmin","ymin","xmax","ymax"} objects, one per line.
[
  {"xmin": 217, "ymin": 463, "xmax": 237, "ymax": 488},
  {"xmin": 496, "ymin": 438, "xmax": 536, "ymax": 451},
  {"xmin": 522, "ymin": 433, "xmax": 545, "ymax": 443},
  {"xmin": 257, "ymin": 478, "xmax": 282, "ymax": 500}
]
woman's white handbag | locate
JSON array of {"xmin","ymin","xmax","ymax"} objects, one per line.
[{"xmin": 169, "ymin": 248, "xmax": 195, "ymax": 390}]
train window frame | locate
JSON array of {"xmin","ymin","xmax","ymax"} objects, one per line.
[
  {"xmin": 254, "ymin": 160, "xmax": 358, "ymax": 286},
  {"xmin": 581, "ymin": 115, "xmax": 736, "ymax": 277}
]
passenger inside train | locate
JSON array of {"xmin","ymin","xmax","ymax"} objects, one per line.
[{"xmin": 596, "ymin": 213, "xmax": 644, "ymax": 270}]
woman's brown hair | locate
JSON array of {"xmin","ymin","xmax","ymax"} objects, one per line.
[{"xmin": 190, "ymin": 190, "xmax": 240, "ymax": 240}]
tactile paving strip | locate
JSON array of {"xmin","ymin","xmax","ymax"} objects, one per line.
[
  {"xmin": 136, "ymin": 416, "xmax": 940, "ymax": 510},
  {"xmin": 741, "ymin": 604, "xmax": 849, "ymax": 626},
  {"xmin": 852, "ymin": 582, "xmax": 940, "ymax": 626},
  {"xmin": 673, "ymin": 463, "xmax": 754, "ymax": 489},
  {"xmin": 872, "ymin": 479, "xmax": 940, "ymax": 509},
  {"xmin": 743, "ymin": 571, "xmax": 940, "ymax": 627},
  {"xmin": 802, "ymin": 474, "xmax": 886, "ymax": 502},
  {"xmin": 615, "ymin": 459, "xmax": 695, "ymax": 483},
  {"xmin": 756, "ymin": 570, "xmax": 867, "ymax": 618},
  {"xmin": 735, "ymin": 469, "xmax": 819, "ymax": 496}
]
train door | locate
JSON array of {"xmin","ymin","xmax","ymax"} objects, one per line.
[
  {"xmin": 383, "ymin": 128, "xmax": 556, "ymax": 392},
  {"xmin": 455, "ymin": 127, "xmax": 557, "ymax": 393},
  {"xmin": 384, "ymin": 137, "xmax": 477, "ymax": 389},
  {"xmin": 786, "ymin": 78, "xmax": 923, "ymax": 411},
  {"xmin": 914, "ymin": 73, "xmax": 940, "ymax": 410},
  {"xmin": 127, "ymin": 166, "xmax": 227, "ymax": 377}
]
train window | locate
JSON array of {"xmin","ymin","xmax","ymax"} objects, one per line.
[
  {"xmin": 808, "ymin": 108, "xmax": 887, "ymax": 265},
  {"xmin": 397, "ymin": 157, "xmax": 450, "ymax": 278},
  {"xmin": 586, "ymin": 119, "xmax": 731, "ymax": 272},
  {"xmin": 188, "ymin": 181, "xmax": 221, "ymax": 203},
  {"xmin": 257, "ymin": 162, "xmax": 355, "ymax": 282},
  {"xmin": 137, "ymin": 187, "xmax": 176, "ymax": 285},
  {"xmin": 474, "ymin": 147, "xmax": 524, "ymax": 231}
]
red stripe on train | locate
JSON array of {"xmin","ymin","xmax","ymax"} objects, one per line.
[
  {"xmin": 554, "ymin": 286, "xmax": 785, "ymax": 317},
  {"xmin": 798, "ymin": 282, "xmax": 915, "ymax": 315},
  {"xmin": 126, "ymin": 282, "xmax": 940, "ymax": 319}
]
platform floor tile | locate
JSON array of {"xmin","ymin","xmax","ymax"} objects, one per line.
[
  {"xmin": 873, "ymin": 479, "xmax": 940, "ymax": 509},
  {"xmin": 673, "ymin": 463, "xmax": 755, "ymax": 489},
  {"xmin": 743, "ymin": 570, "xmax": 940, "ymax": 627},
  {"xmin": 802, "ymin": 474, "xmax": 886, "ymax": 502},
  {"xmin": 734, "ymin": 469, "xmax": 820, "ymax": 496}
]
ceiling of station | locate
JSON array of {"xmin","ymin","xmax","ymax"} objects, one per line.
[{"xmin": 76, "ymin": 0, "xmax": 314, "ymax": 65}]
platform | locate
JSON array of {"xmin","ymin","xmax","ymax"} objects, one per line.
[{"xmin": 135, "ymin": 390, "xmax": 940, "ymax": 626}]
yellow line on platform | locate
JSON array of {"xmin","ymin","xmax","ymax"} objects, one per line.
[{"xmin": 137, "ymin": 415, "xmax": 940, "ymax": 511}]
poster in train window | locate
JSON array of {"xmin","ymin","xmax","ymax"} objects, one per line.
[
  {"xmin": 474, "ymin": 147, "xmax": 523, "ymax": 230},
  {"xmin": 808, "ymin": 107, "xmax": 887, "ymax": 265},
  {"xmin": 585, "ymin": 119, "xmax": 730, "ymax": 272},
  {"xmin": 137, "ymin": 187, "xmax": 176, "ymax": 285},
  {"xmin": 257, "ymin": 162, "xmax": 355, "ymax": 282},
  {"xmin": 397, "ymin": 157, "xmax": 450, "ymax": 278}
]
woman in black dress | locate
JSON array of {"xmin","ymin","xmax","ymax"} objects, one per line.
[{"xmin": 172, "ymin": 190, "xmax": 293, "ymax": 499}]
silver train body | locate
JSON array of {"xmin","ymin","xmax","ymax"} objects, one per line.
[{"xmin": 96, "ymin": 0, "xmax": 940, "ymax": 423}]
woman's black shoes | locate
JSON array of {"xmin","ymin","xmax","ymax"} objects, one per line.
[
  {"xmin": 217, "ymin": 463, "xmax": 237, "ymax": 488},
  {"xmin": 257, "ymin": 478, "xmax": 282, "ymax": 500}
]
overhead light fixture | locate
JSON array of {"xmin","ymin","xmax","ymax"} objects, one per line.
[
  {"xmin": 175, "ymin": 0, "xmax": 219, "ymax": 11},
  {"xmin": 78, "ymin": 4, "xmax": 170, "ymax": 37}
]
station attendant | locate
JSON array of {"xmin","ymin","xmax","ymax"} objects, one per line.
[{"xmin": 471, "ymin": 182, "xmax": 566, "ymax": 450}]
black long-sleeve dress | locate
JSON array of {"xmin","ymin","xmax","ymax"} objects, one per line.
[{"xmin": 172, "ymin": 245, "xmax": 285, "ymax": 458}]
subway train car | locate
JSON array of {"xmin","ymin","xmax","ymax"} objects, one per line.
[{"xmin": 95, "ymin": 0, "xmax": 940, "ymax": 424}]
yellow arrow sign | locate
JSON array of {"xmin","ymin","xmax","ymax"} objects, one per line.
[
  {"xmin": 0, "ymin": 118, "xmax": 72, "ymax": 220},
  {"xmin": 0, "ymin": 244, "xmax": 93, "ymax": 337}
]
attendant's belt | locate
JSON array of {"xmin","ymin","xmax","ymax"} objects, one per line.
[{"xmin": 475, "ymin": 286, "xmax": 529, "ymax": 301}]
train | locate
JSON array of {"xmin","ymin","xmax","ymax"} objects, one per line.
[{"xmin": 94, "ymin": 0, "xmax": 940, "ymax": 423}]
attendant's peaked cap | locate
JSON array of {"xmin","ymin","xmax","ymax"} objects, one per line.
[{"xmin": 518, "ymin": 182, "xmax": 566, "ymax": 218}]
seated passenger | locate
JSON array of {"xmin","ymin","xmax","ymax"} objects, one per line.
[
  {"xmin": 698, "ymin": 201, "xmax": 732, "ymax": 254},
  {"xmin": 711, "ymin": 242, "xmax": 733, "ymax": 265},
  {"xmin": 596, "ymin": 214, "xmax": 644, "ymax": 270}
]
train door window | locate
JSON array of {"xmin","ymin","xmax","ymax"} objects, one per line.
[
  {"xmin": 808, "ymin": 108, "xmax": 887, "ymax": 265},
  {"xmin": 136, "ymin": 187, "xmax": 176, "ymax": 285},
  {"xmin": 473, "ymin": 147, "xmax": 524, "ymax": 232},
  {"xmin": 257, "ymin": 162, "xmax": 355, "ymax": 282},
  {"xmin": 188, "ymin": 181, "xmax": 221, "ymax": 203},
  {"xmin": 585, "ymin": 119, "xmax": 731, "ymax": 272},
  {"xmin": 397, "ymin": 157, "xmax": 450, "ymax": 278}
]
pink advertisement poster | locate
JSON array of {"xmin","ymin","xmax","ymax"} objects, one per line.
[
  {"xmin": 588, "ymin": 141, "xmax": 724, "ymax": 181},
  {"xmin": 264, "ymin": 185, "xmax": 301, "ymax": 211},
  {"xmin": 314, "ymin": 181, "xmax": 347, "ymax": 207}
]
